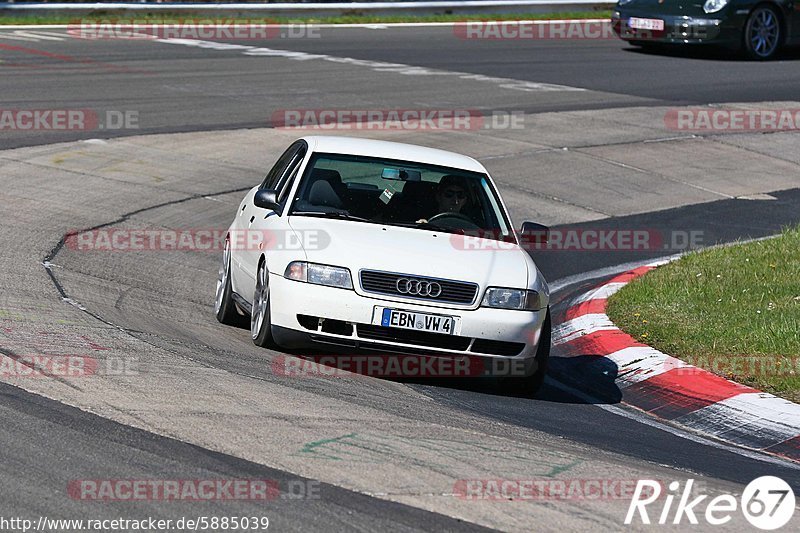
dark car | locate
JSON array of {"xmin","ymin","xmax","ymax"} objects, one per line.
[{"xmin": 611, "ymin": 0, "xmax": 799, "ymax": 59}]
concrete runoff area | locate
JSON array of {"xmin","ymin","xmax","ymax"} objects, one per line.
[{"xmin": 1, "ymin": 103, "xmax": 800, "ymax": 530}]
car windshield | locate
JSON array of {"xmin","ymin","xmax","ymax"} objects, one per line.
[{"xmin": 289, "ymin": 153, "xmax": 513, "ymax": 240}]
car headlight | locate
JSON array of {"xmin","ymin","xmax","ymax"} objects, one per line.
[
  {"xmin": 703, "ymin": 0, "xmax": 728, "ymax": 13},
  {"xmin": 284, "ymin": 261, "xmax": 353, "ymax": 289},
  {"xmin": 481, "ymin": 288, "xmax": 544, "ymax": 311}
]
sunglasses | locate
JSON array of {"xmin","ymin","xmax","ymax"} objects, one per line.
[{"xmin": 442, "ymin": 190, "xmax": 467, "ymax": 200}]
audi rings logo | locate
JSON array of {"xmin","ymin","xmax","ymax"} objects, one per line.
[{"xmin": 396, "ymin": 278, "xmax": 442, "ymax": 298}]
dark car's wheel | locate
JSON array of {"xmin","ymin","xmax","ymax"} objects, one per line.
[
  {"xmin": 502, "ymin": 309, "xmax": 551, "ymax": 398},
  {"xmin": 251, "ymin": 259, "xmax": 274, "ymax": 347},
  {"xmin": 744, "ymin": 5, "xmax": 782, "ymax": 60},
  {"xmin": 215, "ymin": 238, "xmax": 239, "ymax": 325}
]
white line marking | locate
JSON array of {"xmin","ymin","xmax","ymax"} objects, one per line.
[
  {"xmin": 675, "ymin": 393, "xmax": 800, "ymax": 449},
  {"xmin": 0, "ymin": 32, "xmax": 42, "ymax": 42},
  {"xmin": 549, "ymin": 253, "xmax": 684, "ymax": 294},
  {"xmin": 645, "ymin": 257, "xmax": 674, "ymax": 268},
  {"xmin": 552, "ymin": 313, "xmax": 617, "ymax": 345},
  {"xmin": 605, "ymin": 346, "xmax": 680, "ymax": 385},
  {"xmin": 154, "ymin": 37, "xmax": 587, "ymax": 93},
  {"xmin": 11, "ymin": 31, "xmax": 65, "ymax": 41},
  {"xmin": 570, "ymin": 281, "xmax": 626, "ymax": 305}
]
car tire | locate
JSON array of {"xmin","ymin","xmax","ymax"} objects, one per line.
[
  {"xmin": 214, "ymin": 238, "xmax": 240, "ymax": 325},
  {"xmin": 251, "ymin": 259, "xmax": 274, "ymax": 347},
  {"xmin": 502, "ymin": 308, "xmax": 551, "ymax": 398},
  {"xmin": 743, "ymin": 5, "xmax": 782, "ymax": 60}
]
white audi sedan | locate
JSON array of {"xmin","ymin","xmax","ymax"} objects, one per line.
[{"xmin": 216, "ymin": 136, "xmax": 551, "ymax": 394}]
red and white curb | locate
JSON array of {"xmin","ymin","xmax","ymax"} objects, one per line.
[{"xmin": 553, "ymin": 262, "xmax": 800, "ymax": 463}]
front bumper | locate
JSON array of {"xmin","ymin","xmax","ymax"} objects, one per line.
[
  {"xmin": 268, "ymin": 274, "xmax": 547, "ymax": 373},
  {"xmin": 612, "ymin": 10, "xmax": 744, "ymax": 46}
]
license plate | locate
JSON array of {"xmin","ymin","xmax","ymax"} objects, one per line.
[
  {"xmin": 377, "ymin": 307, "xmax": 455, "ymax": 334},
  {"xmin": 628, "ymin": 18, "xmax": 664, "ymax": 31}
]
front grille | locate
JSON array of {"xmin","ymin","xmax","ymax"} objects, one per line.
[
  {"xmin": 356, "ymin": 324, "xmax": 471, "ymax": 351},
  {"xmin": 360, "ymin": 270, "xmax": 478, "ymax": 304}
]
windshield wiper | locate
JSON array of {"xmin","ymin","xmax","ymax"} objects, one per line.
[
  {"xmin": 390, "ymin": 221, "xmax": 462, "ymax": 234},
  {"xmin": 419, "ymin": 222, "xmax": 459, "ymax": 233},
  {"xmin": 291, "ymin": 211, "xmax": 373, "ymax": 223}
]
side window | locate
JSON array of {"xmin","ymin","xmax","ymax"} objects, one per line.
[{"xmin": 260, "ymin": 142, "xmax": 304, "ymax": 190}]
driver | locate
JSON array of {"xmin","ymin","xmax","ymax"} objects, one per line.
[{"xmin": 416, "ymin": 175, "xmax": 472, "ymax": 224}]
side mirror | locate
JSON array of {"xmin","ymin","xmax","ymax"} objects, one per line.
[
  {"xmin": 254, "ymin": 189, "xmax": 279, "ymax": 211},
  {"xmin": 520, "ymin": 221, "xmax": 549, "ymax": 245}
]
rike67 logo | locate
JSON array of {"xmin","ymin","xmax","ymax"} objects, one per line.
[{"xmin": 625, "ymin": 477, "xmax": 795, "ymax": 530}]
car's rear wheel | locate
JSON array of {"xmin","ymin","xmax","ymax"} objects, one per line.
[
  {"xmin": 251, "ymin": 259, "xmax": 274, "ymax": 347},
  {"xmin": 503, "ymin": 309, "xmax": 551, "ymax": 398},
  {"xmin": 215, "ymin": 238, "xmax": 239, "ymax": 325},
  {"xmin": 744, "ymin": 5, "xmax": 782, "ymax": 60}
]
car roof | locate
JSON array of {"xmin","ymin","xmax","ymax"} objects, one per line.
[{"xmin": 301, "ymin": 136, "xmax": 486, "ymax": 173}]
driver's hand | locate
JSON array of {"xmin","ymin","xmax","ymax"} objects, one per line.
[{"xmin": 416, "ymin": 218, "xmax": 428, "ymax": 224}]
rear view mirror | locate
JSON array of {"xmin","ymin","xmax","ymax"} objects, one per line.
[
  {"xmin": 254, "ymin": 189, "xmax": 279, "ymax": 211},
  {"xmin": 520, "ymin": 221, "xmax": 549, "ymax": 245},
  {"xmin": 381, "ymin": 168, "xmax": 421, "ymax": 182}
]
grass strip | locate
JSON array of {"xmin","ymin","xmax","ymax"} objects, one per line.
[{"xmin": 607, "ymin": 226, "xmax": 800, "ymax": 402}]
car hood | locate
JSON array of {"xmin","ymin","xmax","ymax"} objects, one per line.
[{"xmin": 288, "ymin": 217, "xmax": 531, "ymax": 291}]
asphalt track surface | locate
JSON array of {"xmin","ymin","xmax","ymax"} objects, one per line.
[
  {"xmin": 2, "ymin": 25, "xmax": 800, "ymax": 531},
  {"xmin": 2, "ymin": 25, "xmax": 800, "ymax": 149},
  {"xmin": 0, "ymin": 382, "xmax": 490, "ymax": 532}
]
